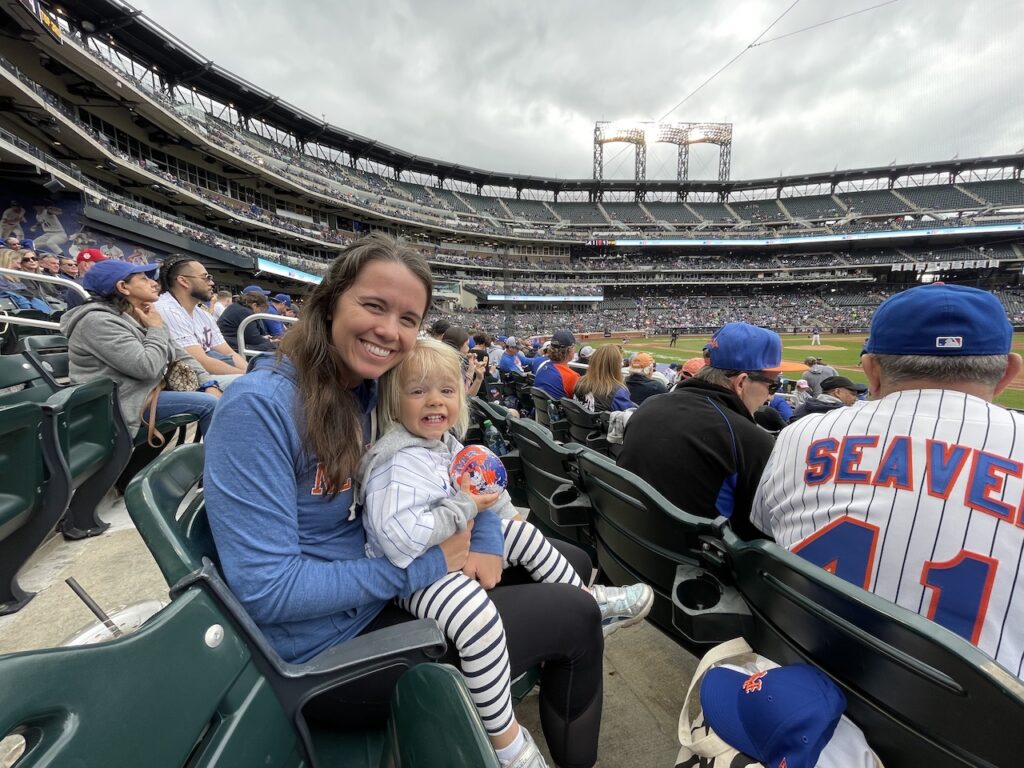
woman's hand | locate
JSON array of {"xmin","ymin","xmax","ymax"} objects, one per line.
[
  {"xmin": 463, "ymin": 552, "xmax": 503, "ymax": 589},
  {"xmin": 459, "ymin": 475, "xmax": 500, "ymax": 514},
  {"xmin": 134, "ymin": 303, "xmax": 164, "ymax": 329},
  {"xmin": 439, "ymin": 520, "xmax": 473, "ymax": 573}
]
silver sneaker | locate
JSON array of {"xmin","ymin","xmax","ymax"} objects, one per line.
[
  {"xmin": 592, "ymin": 583, "xmax": 654, "ymax": 637},
  {"xmin": 500, "ymin": 727, "xmax": 549, "ymax": 768}
]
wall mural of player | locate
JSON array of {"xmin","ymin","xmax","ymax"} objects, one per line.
[
  {"xmin": 31, "ymin": 203, "xmax": 70, "ymax": 255},
  {"xmin": 3, "ymin": 185, "xmax": 173, "ymax": 268},
  {"xmin": 1, "ymin": 202, "xmax": 27, "ymax": 240}
]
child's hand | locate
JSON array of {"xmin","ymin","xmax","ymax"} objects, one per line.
[{"xmin": 459, "ymin": 475, "xmax": 500, "ymax": 514}]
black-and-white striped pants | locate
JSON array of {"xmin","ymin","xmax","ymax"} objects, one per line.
[{"xmin": 399, "ymin": 518, "xmax": 585, "ymax": 735}]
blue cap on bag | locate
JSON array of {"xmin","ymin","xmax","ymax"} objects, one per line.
[
  {"xmin": 865, "ymin": 283, "xmax": 1011, "ymax": 356},
  {"xmin": 700, "ymin": 664, "xmax": 846, "ymax": 768}
]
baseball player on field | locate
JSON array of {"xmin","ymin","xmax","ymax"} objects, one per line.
[{"xmin": 752, "ymin": 284, "xmax": 1024, "ymax": 678}]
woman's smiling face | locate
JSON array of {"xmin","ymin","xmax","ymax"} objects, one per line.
[{"xmin": 330, "ymin": 260, "xmax": 428, "ymax": 387}]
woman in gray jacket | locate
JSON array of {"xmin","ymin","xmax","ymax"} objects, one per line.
[{"xmin": 60, "ymin": 259, "xmax": 222, "ymax": 438}]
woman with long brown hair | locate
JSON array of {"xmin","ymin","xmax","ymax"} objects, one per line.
[
  {"xmin": 573, "ymin": 344, "xmax": 635, "ymax": 412},
  {"xmin": 203, "ymin": 233, "xmax": 606, "ymax": 768}
]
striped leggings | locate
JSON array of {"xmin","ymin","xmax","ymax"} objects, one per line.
[{"xmin": 399, "ymin": 518, "xmax": 585, "ymax": 735}]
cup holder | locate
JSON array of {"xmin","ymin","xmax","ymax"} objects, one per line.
[
  {"xmin": 550, "ymin": 485, "xmax": 581, "ymax": 507},
  {"xmin": 675, "ymin": 576, "xmax": 722, "ymax": 611}
]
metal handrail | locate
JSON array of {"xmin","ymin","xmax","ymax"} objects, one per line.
[
  {"xmin": 236, "ymin": 312, "xmax": 297, "ymax": 358},
  {"xmin": 0, "ymin": 267, "xmax": 90, "ymax": 299}
]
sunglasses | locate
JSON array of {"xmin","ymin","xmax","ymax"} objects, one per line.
[
  {"xmin": 20, "ymin": 256, "xmax": 37, "ymax": 263},
  {"xmin": 728, "ymin": 371, "xmax": 780, "ymax": 394}
]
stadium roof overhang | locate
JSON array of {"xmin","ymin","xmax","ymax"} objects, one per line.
[{"xmin": 40, "ymin": 0, "xmax": 1024, "ymax": 193}]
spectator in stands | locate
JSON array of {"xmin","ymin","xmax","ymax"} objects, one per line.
[
  {"xmin": 57, "ymin": 256, "xmax": 78, "ymax": 279},
  {"xmin": 751, "ymin": 284, "xmax": 1024, "ymax": 676},
  {"xmin": 618, "ymin": 322, "xmax": 780, "ymax": 539},
  {"xmin": 428, "ymin": 318, "xmax": 451, "ymax": 339},
  {"xmin": 212, "ymin": 290, "xmax": 233, "ymax": 318},
  {"xmin": 533, "ymin": 329, "xmax": 580, "ymax": 400},
  {"xmin": 218, "ymin": 291, "xmax": 277, "ymax": 354},
  {"xmin": 624, "ymin": 352, "xmax": 667, "ymax": 405},
  {"xmin": 790, "ymin": 375, "xmax": 864, "ymax": 421},
  {"xmin": 61, "ymin": 259, "xmax": 221, "ymax": 439},
  {"xmin": 65, "ymin": 249, "xmax": 106, "ymax": 310},
  {"xmin": 800, "ymin": 356, "xmax": 838, "ymax": 396},
  {"xmin": 441, "ymin": 325, "xmax": 485, "ymax": 396},
  {"xmin": 574, "ymin": 344, "xmax": 634, "ymax": 412},
  {"xmin": 792, "ymin": 378, "xmax": 811, "ymax": 407},
  {"xmin": 264, "ymin": 292, "xmax": 293, "ymax": 336},
  {"xmin": 155, "ymin": 257, "xmax": 248, "ymax": 382},
  {"xmin": 0, "ymin": 248, "xmax": 51, "ymax": 313},
  {"xmin": 577, "ymin": 345, "xmax": 595, "ymax": 365},
  {"xmin": 497, "ymin": 336, "xmax": 526, "ymax": 374},
  {"xmin": 203, "ymin": 234, "xmax": 607, "ymax": 768},
  {"xmin": 487, "ymin": 335, "xmax": 505, "ymax": 369}
]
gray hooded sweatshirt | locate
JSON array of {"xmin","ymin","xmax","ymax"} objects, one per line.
[
  {"xmin": 356, "ymin": 424, "xmax": 517, "ymax": 569},
  {"xmin": 60, "ymin": 302, "xmax": 211, "ymax": 434}
]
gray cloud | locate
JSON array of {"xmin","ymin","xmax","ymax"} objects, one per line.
[{"xmin": 129, "ymin": 0, "xmax": 1024, "ymax": 182}]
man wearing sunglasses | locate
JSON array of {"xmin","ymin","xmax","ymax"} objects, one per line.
[
  {"xmin": 155, "ymin": 257, "xmax": 248, "ymax": 382},
  {"xmin": 618, "ymin": 322, "xmax": 782, "ymax": 539}
]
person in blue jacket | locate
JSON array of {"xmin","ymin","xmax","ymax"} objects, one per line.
[{"xmin": 203, "ymin": 233, "xmax": 607, "ymax": 768}]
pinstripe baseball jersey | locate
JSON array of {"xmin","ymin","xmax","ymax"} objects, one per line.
[{"xmin": 752, "ymin": 389, "xmax": 1024, "ymax": 678}]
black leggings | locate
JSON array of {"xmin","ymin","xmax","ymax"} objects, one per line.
[{"xmin": 306, "ymin": 541, "xmax": 603, "ymax": 768}]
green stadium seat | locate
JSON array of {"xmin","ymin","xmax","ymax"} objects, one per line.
[
  {"xmin": 558, "ymin": 398, "xmax": 616, "ymax": 457},
  {"xmin": 16, "ymin": 333, "xmax": 70, "ymax": 382},
  {"xmin": 573, "ymin": 448, "xmax": 751, "ymax": 652},
  {"xmin": 530, "ymin": 387, "xmax": 569, "ymax": 442},
  {"xmin": 0, "ymin": 402, "xmax": 66, "ymax": 615},
  {"xmin": 507, "ymin": 417, "xmax": 593, "ymax": 547},
  {"xmin": 0, "ymin": 587, "xmax": 497, "ymax": 768},
  {"xmin": 124, "ymin": 443, "xmax": 519, "ymax": 763},
  {"xmin": 718, "ymin": 526, "xmax": 1024, "ymax": 768},
  {"xmin": 0, "ymin": 354, "xmax": 131, "ymax": 543}
]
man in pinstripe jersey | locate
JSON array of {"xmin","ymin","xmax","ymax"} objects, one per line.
[{"xmin": 752, "ymin": 284, "xmax": 1024, "ymax": 678}]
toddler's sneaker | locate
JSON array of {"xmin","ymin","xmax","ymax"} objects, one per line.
[
  {"xmin": 500, "ymin": 727, "xmax": 549, "ymax": 768},
  {"xmin": 592, "ymin": 583, "xmax": 654, "ymax": 637}
]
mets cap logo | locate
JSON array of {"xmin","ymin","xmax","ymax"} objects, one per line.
[
  {"xmin": 742, "ymin": 670, "xmax": 767, "ymax": 694},
  {"xmin": 936, "ymin": 336, "xmax": 963, "ymax": 349}
]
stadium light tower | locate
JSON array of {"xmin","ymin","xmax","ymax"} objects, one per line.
[{"xmin": 593, "ymin": 120, "xmax": 733, "ymax": 200}]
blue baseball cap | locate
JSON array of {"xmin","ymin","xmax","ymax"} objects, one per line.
[
  {"xmin": 243, "ymin": 284, "xmax": 271, "ymax": 296},
  {"xmin": 865, "ymin": 284, "xmax": 1012, "ymax": 356},
  {"xmin": 271, "ymin": 292, "xmax": 292, "ymax": 306},
  {"xmin": 82, "ymin": 259, "xmax": 158, "ymax": 297},
  {"xmin": 700, "ymin": 664, "xmax": 846, "ymax": 768},
  {"xmin": 707, "ymin": 322, "xmax": 783, "ymax": 373}
]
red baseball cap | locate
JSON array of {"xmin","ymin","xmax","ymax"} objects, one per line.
[{"xmin": 76, "ymin": 248, "xmax": 107, "ymax": 265}]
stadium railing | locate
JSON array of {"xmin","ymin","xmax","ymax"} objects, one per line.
[{"xmin": 236, "ymin": 312, "xmax": 298, "ymax": 358}]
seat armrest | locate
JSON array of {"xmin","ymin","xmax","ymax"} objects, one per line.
[{"xmin": 290, "ymin": 620, "xmax": 446, "ymax": 679}]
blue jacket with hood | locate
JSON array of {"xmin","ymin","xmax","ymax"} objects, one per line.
[{"xmin": 203, "ymin": 355, "xmax": 502, "ymax": 663}]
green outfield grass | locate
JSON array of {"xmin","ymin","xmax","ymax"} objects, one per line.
[{"xmin": 584, "ymin": 333, "xmax": 1024, "ymax": 411}]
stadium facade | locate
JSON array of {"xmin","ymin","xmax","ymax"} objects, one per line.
[{"xmin": 1, "ymin": 0, "xmax": 1023, "ymax": 336}]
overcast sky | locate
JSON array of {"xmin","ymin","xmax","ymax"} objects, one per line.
[{"xmin": 128, "ymin": 0, "xmax": 1024, "ymax": 182}]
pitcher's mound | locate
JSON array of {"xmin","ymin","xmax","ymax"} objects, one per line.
[{"xmin": 788, "ymin": 344, "xmax": 847, "ymax": 351}]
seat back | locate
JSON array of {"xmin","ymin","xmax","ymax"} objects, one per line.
[
  {"xmin": 507, "ymin": 418, "xmax": 590, "ymax": 544},
  {"xmin": 17, "ymin": 334, "xmax": 70, "ymax": 382},
  {"xmin": 559, "ymin": 398, "xmax": 611, "ymax": 453},
  {"xmin": 0, "ymin": 403, "xmax": 46, "ymax": 541},
  {"xmin": 530, "ymin": 387, "xmax": 555, "ymax": 428},
  {"xmin": 0, "ymin": 589, "xmax": 304, "ymax": 768},
  {"xmin": 575, "ymin": 449, "xmax": 748, "ymax": 647},
  {"xmin": 0, "ymin": 353, "xmax": 57, "ymax": 406},
  {"xmin": 123, "ymin": 442, "xmax": 213, "ymax": 585},
  {"xmin": 723, "ymin": 528, "xmax": 1024, "ymax": 768},
  {"xmin": 384, "ymin": 664, "xmax": 499, "ymax": 767}
]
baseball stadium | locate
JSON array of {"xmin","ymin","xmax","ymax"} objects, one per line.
[{"xmin": 0, "ymin": 1, "xmax": 1023, "ymax": 767}]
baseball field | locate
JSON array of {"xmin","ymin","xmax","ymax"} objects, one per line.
[{"xmin": 585, "ymin": 333, "xmax": 1024, "ymax": 411}]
